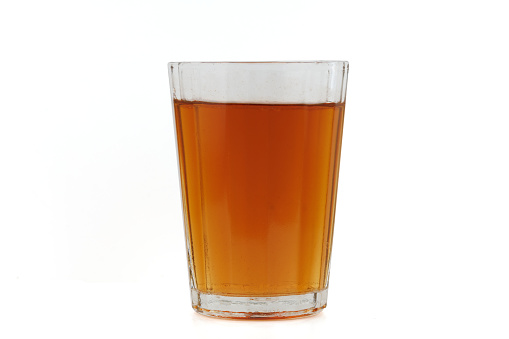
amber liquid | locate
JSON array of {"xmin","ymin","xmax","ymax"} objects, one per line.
[{"xmin": 174, "ymin": 100, "xmax": 345, "ymax": 296}]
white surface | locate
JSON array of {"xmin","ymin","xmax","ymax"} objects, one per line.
[{"xmin": 0, "ymin": 0, "xmax": 508, "ymax": 337}]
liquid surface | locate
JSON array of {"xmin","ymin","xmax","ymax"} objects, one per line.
[{"xmin": 174, "ymin": 100, "xmax": 345, "ymax": 296}]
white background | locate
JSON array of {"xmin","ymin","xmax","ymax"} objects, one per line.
[{"xmin": 1, "ymin": 0, "xmax": 508, "ymax": 337}]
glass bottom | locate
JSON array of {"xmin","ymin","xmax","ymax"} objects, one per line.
[{"xmin": 190, "ymin": 288, "xmax": 328, "ymax": 319}]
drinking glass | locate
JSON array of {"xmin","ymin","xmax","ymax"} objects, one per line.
[{"xmin": 168, "ymin": 61, "xmax": 349, "ymax": 319}]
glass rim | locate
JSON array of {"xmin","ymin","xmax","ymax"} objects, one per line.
[{"xmin": 168, "ymin": 60, "xmax": 348, "ymax": 66}]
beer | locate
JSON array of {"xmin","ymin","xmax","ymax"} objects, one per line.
[{"xmin": 174, "ymin": 100, "xmax": 345, "ymax": 296}]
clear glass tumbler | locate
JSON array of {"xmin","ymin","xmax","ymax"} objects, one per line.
[{"xmin": 168, "ymin": 61, "xmax": 349, "ymax": 319}]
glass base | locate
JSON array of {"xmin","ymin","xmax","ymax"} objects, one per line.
[{"xmin": 191, "ymin": 288, "xmax": 328, "ymax": 319}]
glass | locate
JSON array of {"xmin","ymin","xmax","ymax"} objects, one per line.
[{"xmin": 168, "ymin": 61, "xmax": 349, "ymax": 319}]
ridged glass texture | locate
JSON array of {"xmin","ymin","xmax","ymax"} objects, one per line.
[{"xmin": 169, "ymin": 61, "xmax": 349, "ymax": 319}]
